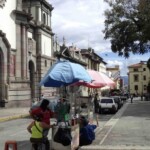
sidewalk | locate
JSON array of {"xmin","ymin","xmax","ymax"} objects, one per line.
[
  {"xmin": 79, "ymin": 97, "xmax": 150, "ymax": 150},
  {"xmin": 0, "ymin": 107, "xmax": 30, "ymax": 122}
]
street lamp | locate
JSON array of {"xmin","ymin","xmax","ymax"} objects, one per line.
[{"xmin": 141, "ymin": 71, "xmax": 143, "ymax": 101}]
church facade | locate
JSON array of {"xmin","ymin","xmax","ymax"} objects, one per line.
[
  {"xmin": 0, "ymin": 0, "xmax": 108, "ymax": 108},
  {"xmin": 0, "ymin": 0, "xmax": 57, "ymax": 107}
]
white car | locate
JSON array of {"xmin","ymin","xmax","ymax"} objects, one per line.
[{"xmin": 99, "ymin": 97, "xmax": 118, "ymax": 114}]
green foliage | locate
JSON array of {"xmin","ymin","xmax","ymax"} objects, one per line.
[{"xmin": 103, "ymin": 0, "xmax": 150, "ymax": 58}]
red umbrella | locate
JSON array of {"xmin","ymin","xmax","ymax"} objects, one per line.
[{"xmin": 71, "ymin": 70, "xmax": 107, "ymax": 88}]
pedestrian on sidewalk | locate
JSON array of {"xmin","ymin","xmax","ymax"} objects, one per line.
[
  {"xmin": 141, "ymin": 93, "xmax": 143, "ymax": 101},
  {"xmin": 130, "ymin": 94, "xmax": 133, "ymax": 103}
]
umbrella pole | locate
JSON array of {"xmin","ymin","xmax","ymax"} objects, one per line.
[
  {"xmin": 95, "ymin": 90, "xmax": 99, "ymax": 127},
  {"xmin": 88, "ymin": 88, "xmax": 92, "ymax": 122}
]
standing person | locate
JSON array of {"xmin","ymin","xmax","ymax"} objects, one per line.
[
  {"xmin": 27, "ymin": 113, "xmax": 52, "ymax": 150},
  {"xmin": 55, "ymin": 97, "xmax": 70, "ymax": 124},
  {"xmin": 141, "ymin": 93, "xmax": 143, "ymax": 101},
  {"xmin": 93, "ymin": 93, "xmax": 100, "ymax": 126},
  {"xmin": 30, "ymin": 99, "xmax": 54, "ymax": 150},
  {"xmin": 130, "ymin": 94, "xmax": 133, "ymax": 103}
]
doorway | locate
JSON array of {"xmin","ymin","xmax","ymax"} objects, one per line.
[
  {"xmin": 0, "ymin": 49, "xmax": 4, "ymax": 105},
  {"xmin": 29, "ymin": 61, "xmax": 35, "ymax": 99}
]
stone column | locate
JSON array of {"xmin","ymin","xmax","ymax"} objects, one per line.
[
  {"xmin": 21, "ymin": 24, "xmax": 27, "ymax": 79},
  {"xmin": 16, "ymin": 0, "xmax": 22, "ymax": 11}
]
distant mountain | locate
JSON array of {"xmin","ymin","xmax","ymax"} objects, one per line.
[{"xmin": 120, "ymin": 76, "xmax": 128, "ymax": 85}]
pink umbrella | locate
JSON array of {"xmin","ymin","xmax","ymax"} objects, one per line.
[
  {"xmin": 71, "ymin": 70, "xmax": 107, "ymax": 88},
  {"xmin": 98, "ymin": 72, "xmax": 115, "ymax": 87}
]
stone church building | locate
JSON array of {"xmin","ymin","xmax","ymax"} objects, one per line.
[{"xmin": 0, "ymin": 0, "xmax": 57, "ymax": 107}]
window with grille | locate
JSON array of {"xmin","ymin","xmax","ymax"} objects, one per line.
[
  {"xmin": 134, "ymin": 74, "xmax": 139, "ymax": 82},
  {"xmin": 134, "ymin": 68, "xmax": 138, "ymax": 72}
]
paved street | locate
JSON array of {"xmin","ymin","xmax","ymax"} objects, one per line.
[
  {"xmin": 80, "ymin": 98, "xmax": 150, "ymax": 150},
  {"xmin": 0, "ymin": 107, "xmax": 112, "ymax": 150},
  {"xmin": 1, "ymin": 97, "xmax": 150, "ymax": 150}
]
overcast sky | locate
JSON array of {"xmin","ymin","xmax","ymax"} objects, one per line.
[{"xmin": 49, "ymin": 0, "xmax": 150, "ymax": 76}]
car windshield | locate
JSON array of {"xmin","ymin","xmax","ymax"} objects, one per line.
[{"xmin": 101, "ymin": 99, "xmax": 113, "ymax": 103}]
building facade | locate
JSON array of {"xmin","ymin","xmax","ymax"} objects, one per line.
[
  {"xmin": 0, "ymin": 0, "xmax": 109, "ymax": 108},
  {"xmin": 128, "ymin": 61, "xmax": 150, "ymax": 95},
  {"xmin": 106, "ymin": 65, "xmax": 121, "ymax": 89},
  {"xmin": 0, "ymin": 0, "xmax": 57, "ymax": 107}
]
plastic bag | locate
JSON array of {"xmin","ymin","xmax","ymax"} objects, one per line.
[{"xmin": 54, "ymin": 127, "xmax": 72, "ymax": 146}]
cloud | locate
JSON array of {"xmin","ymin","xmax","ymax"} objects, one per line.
[
  {"xmin": 50, "ymin": 0, "xmax": 110, "ymax": 51},
  {"xmin": 49, "ymin": 0, "xmax": 150, "ymax": 76},
  {"xmin": 99, "ymin": 52, "xmax": 150, "ymax": 76}
]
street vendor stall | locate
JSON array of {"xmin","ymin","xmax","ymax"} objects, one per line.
[
  {"xmin": 39, "ymin": 60, "xmax": 92, "ymax": 150},
  {"xmin": 71, "ymin": 70, "xmax": 116, "ymax": 126}
]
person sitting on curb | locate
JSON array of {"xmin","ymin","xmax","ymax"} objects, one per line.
[
  {"xmin": 27, "ymin": 113, "xmax": 52, "ymax": 150},
  {"xmin": 79, "ymin": 116, "xmax": 97, "ymax": 146}
]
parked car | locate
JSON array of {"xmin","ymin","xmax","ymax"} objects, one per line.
[
  {"xmin": 109, "ymin": 89, "xmax": 122, "ymax": 96},
  {"xmin": 99, "ymin": 97, "xmax": 118, "ymax": 114},
  {"xmin": 110, "ymin": 96, "xmax": 123, "ymax": 109},
  {"xmin": 120, "ymin": 94, "xmax": 128, "ymax": 102}
]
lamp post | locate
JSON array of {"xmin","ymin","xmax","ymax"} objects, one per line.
[{"xmin": 141, "ymin": 71, "xmax": 143, "ymax": 101}]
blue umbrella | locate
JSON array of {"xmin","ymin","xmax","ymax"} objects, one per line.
[{"xmin": 39, "ymin": 60, "xmax": 92, "ymax": 87}]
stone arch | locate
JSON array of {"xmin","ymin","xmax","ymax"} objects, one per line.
[{"xmin": 0, "ymin": 30, "xmax": 11, "ymax": 105}]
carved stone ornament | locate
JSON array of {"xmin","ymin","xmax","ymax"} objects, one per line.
[{"xmin": 0, "ymin": 0, "xmax": 6, "ymax": 8}]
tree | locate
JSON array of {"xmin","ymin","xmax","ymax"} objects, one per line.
[
  {"xmin": 147, "ymin": 58, "xmax": 150, "ymax": 95},
  {"xmin": 103, "ymin": 0, "xmax": 150, "ymax": 58}
]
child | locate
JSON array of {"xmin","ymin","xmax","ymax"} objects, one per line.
[
  {"xmin": 27, "ymin": 113, "xmax": 52, "ymax": 150},
  {"xmin": 29, "ymin": 99, "xmax": 54, "ymax": 149}
]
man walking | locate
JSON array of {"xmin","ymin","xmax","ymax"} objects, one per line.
[{"xmin": 130, "ymin": 94, "xmax": 133, "ymax": 103}]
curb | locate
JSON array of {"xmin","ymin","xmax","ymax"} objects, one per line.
[
  {"xmin": 0, "ymin": 114, "xmax": 30, "ymax": 122},
  {"xmin": 79, "ymin": 145, "xmax": 150, "ymax": 150}
]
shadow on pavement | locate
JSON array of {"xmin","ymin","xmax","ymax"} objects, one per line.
[{"xmin": 17, "ymin": 140, "xmax": 31, "ymax": 150}]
